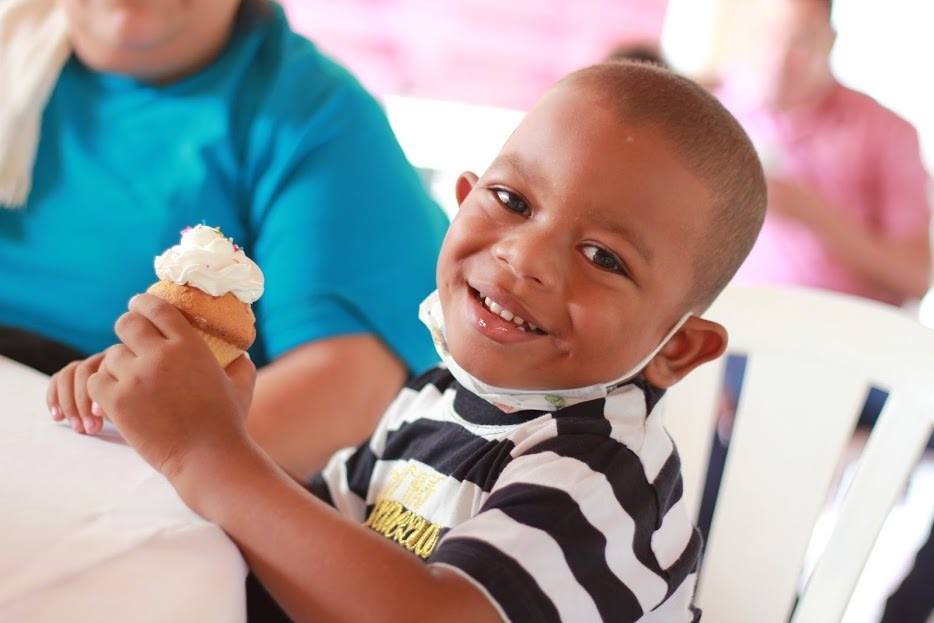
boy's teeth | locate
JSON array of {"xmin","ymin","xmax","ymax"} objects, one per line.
[{"xmin": 480, "ymin": 293, "xmax": 540, "ymax": 333}]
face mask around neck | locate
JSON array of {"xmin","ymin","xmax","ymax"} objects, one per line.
[{"xmin": 418, "ymin": 290, "xmax": 691, "ymax": 413}]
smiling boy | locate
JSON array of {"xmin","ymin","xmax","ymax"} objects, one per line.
[{"xmin": 50, "ymin": 61, "xmax": 766, "ymax": 622}]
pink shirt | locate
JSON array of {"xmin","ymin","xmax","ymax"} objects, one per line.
[{"xmin": 719, "ymin": 81, "xmax": 931, "ymax": 306}]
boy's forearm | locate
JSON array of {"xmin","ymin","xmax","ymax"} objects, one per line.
[{"xmin": 180, "ymin": 443, "xmax": 500, "ymax": 623}]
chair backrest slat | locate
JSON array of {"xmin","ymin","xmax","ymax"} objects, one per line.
[
  {"xmin": 792, "ymin": 393, "xmax": 934, "ymax": 623},
  {"xmin": 696, "ymin": 355, "xmax": 867, "ymax": 623}
]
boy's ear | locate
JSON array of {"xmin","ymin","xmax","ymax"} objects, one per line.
[
  {"xmin": 642, "ymin": 317, "xmax": 728, "ymax": 389},
  {"xmin": 455, "ymin": 171, "xmax": 479, "ymax": 207}
]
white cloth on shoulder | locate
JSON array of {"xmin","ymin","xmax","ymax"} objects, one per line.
[{"xmin": 0, "ymin": 0, "xmax": 70, "ymax": 208}]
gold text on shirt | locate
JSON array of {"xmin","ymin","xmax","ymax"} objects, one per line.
[
  {"xmin": 382, "ymin": 463, "xmax": 443, "ymax": 510},
  {"xmin": 364, "ymin": 499, "xmax": 442, "ymax": 559}
]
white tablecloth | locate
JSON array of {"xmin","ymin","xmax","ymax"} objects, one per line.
[{"xmin": 0, "ymin": 356, "xmax": 247, "ymax": 622}]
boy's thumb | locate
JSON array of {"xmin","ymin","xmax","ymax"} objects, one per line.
[{"xmin": 226, "ymin": 353, "xmax": 257, "ymax": 408}]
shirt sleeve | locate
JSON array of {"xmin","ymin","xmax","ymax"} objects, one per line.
[
  {"xmin": 248, "ymin": 62, "xmax": 448, "ymax": 372},
  {"xmin": 427, "ymin": 435, "xmax": 699, "ymax": 623},
  {"xmin": 872, "ymin": 113, "xmax": 931, "ymax": 239}
]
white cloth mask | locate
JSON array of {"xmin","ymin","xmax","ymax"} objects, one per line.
[{"xmin": 418, "ymin": 290, "xmax": 691, "ymax": 413}]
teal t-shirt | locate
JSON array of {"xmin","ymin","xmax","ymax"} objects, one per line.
[{"xmin": 0, "ymin": 4, "xmax": 447, "ymax": 371}]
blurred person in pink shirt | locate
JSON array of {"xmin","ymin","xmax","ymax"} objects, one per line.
[
  {"xmin": 713, "ymin": 4, "xmax": 932, "ymax": 620},
  {"xmin": 718, "ymin": 0, "xmax": 931, "ymax": 306}
]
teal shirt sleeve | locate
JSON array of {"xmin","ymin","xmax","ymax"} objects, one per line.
[{"xmin": 249, "ymin": 56, "xmax": 447, "ymax": 373}]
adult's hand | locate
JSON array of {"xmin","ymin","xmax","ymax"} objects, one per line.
[
  {"xmin": 247, "ymin": 335, "xmax": 407, "ymax": 480},
  {"xmin": 766, "ymin": 178, "xmax": 828, "ymax": 226}
]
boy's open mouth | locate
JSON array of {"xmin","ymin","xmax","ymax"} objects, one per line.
[{"xmin": 467, "ymin": 286, "xmax": 548, "ymax": 337}]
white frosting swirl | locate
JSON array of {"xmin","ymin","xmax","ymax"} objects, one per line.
[{"xmin": 154, "ymin": 225, "xmax": 264, "ymax": 303}]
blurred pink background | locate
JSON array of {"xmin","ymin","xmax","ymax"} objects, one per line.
[{"xmin": 280, "ymin": 0, "xmax": 667, "ymax": 109}]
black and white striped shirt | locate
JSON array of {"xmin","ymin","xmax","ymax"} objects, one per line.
[{"xmin": 308, "ymin": 367, "xmax": 702, "ymax": 622}]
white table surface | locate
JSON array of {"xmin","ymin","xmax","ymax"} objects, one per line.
[{"xmin": 0, "ymin": 356, "xmax": 247, "ymax": 622}]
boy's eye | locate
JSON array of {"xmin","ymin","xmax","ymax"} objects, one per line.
[
  {"xmin": 581, "ymin": 244, "xmax": 628, "ymax": 277},
  {"xmin": 492, "ymin": 188, "xmax": 530, "ymax": 215}
]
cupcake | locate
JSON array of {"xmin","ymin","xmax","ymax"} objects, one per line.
[{"xmin": 148, "ymin": 225, "xmax": 264, "ymax": 367}]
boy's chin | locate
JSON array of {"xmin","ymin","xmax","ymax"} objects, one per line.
[
  {"xmin": 446, "ymin": 335, "xmax": 639, "ymax": 392},
  {"xmin": 446, "ymin": 339, "xmax": 539, "ymax": 390},
  {"xmin": 445, "ymin": 340, "xmax": 569, "ymax": 391}
]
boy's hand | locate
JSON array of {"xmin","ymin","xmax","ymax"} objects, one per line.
[
  {"xmin": 48, "ymin": 353, "xmax": 105, "ymax": 435},
  {"xmin": 87, "ymin": 294, "xmax": 257, "ymax": 489}
]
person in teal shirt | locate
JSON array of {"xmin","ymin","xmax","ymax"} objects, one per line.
[{"xmin": 0, "ymin": 0, "xmax": 447, "ymax": 477}]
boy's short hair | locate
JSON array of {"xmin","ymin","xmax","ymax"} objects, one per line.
[{"xmin": 563, "ymin": 62, "xmax": 767, "ymax": 309}]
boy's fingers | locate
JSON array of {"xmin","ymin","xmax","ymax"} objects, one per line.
[
  {"xmin": 87, "ymin": 369, "xmax": 118, "ymax": 415},
  {"xmin": 114, "ymin": 311, "xmax": 164, "ymax": 353},
  {"xmin": 84, "ymin": 416, "xmax": 104, "ymax": 435},
  {"xmin": 56, "ymin": 363, "xmax": 79, "ymax": 422},
  {"xmin": 47, "ymin": 363, "xmax": 74, "ymax": 413},
  {"xmin": 226, "ymin": 354, "xmax": 257, "ymax": 412},
  {"xmin": 128, "ymin": 294, "xmax": 193, "ymax": 341},
  {"xmin": 227, "ymin": 354, "xmax": 257, "ymax": 386},
  {"xmin": 100, "ymin": 344, "xmax": 134, "ymax": 379},
  {"xmin": 70, "ymin": 417, "xmax": 86, "ymax": 434},
  {"xmin": 47, "ymin": 370, "xmax": 61, "ymax": 416},
  {"xmin": 74, "ymin": 355, "xmax": 103, "ymax": 433}
]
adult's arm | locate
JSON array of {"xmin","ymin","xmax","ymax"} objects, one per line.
[
  {"xmin": 245, "ymin": 55, "xmax": 447, "ymax": 477},
  {"xmin": 771, "ymin": 116, "xmax": 931, "ymax": 301},
  {"xmin": 249, "ymin": 334, "xmax": 406, "ymax": 479},
  {"xmin": 798, "ymin": 201, "xmax": 930, "ymax": 299}
]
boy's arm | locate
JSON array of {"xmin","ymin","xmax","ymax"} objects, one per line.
[
  {"xmin": 184, "ymin": 441, "xmax": 501, "ymax": 623},
  {"xmin": 87, "ymin": 294, "xmax": 501, "ymax": 623}
]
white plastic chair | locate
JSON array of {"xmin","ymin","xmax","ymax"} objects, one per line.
[{"xmin": 664, "ymin": 285, "xmax": 934, "ymax": 623}]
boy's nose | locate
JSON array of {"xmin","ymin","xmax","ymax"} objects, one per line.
[{"xmin": 491, "ymin": 228, "xmax": 564, "ymax": 291}]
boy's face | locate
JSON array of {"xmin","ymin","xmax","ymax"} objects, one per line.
[{"xmin": 437, "ymin": 84, "xmax": 714, "ymax": 390}]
